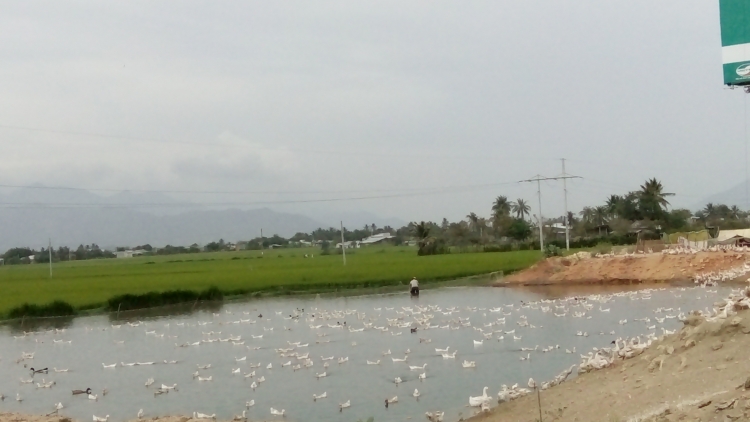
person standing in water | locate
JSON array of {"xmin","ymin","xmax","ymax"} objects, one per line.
[{"xmin": 409, "ymin": 277, "xmax": 419, "ymax": 296}]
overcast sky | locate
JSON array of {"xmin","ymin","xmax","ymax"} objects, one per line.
[{"xmin": 0, "ymin": 1, "xmax": 744, "ymax": 224}]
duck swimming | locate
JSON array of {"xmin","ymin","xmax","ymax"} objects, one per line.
[
  {"xmin": 72, "ymin": 388, "xmax": 92, "ymax": 395},
  {"xmin": 30, "ymin": 367, "xmax": 48, "ymax": 375}
]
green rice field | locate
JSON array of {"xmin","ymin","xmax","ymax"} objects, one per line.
[{"xmin": 0, "ymin": 246, "xmax": 540, "ymax": 318}]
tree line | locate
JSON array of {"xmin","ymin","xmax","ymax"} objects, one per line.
[{"xmin": 3, "ymin": 178, "xmax": 747, "ymax": 264}]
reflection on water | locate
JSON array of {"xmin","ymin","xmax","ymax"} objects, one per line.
[{"xmin": 0, "ymin": 285, "xmax": 731, "ymax": 422}]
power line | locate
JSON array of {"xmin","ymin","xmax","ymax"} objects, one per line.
[
  {"xmin": 0, "ymin": 181, "xmax": 521, "ymax": 209},
  {"xmin": 519, "ymin": 172, "xmax": 582, "ymax": 252},
  {"xmin": 0, "ymin": 180, "xmax": 520, "ymax": 196}
]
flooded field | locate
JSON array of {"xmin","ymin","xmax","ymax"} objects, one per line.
[{"xmin": 0, "ymin": 285, "xmax": 729, "ymax": 422}]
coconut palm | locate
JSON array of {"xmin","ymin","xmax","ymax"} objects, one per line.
[
  {"xmin": 466, "ymin": 212, "xmax": 479, "ymax": 233},
  {"xmin": 511, "ymin": 199, "xmax": 531, "ymax": 220},
  {"xmin": 730, "ymin": 205, "xmax": 742, "ymax": 219},
  {"xmin": 638, "ymin": 178, "xmax": 673, "ymax": 220},
  {"xmin": 579, "ymin": 207, "xmax": 595, "ymax": 224},
  {"xmin": 491, "ymin": 196, "xmax": 512, "ymax": 219},
  {"xmin": 412, "ymin": 221, "xmax": 430, "ymax": 242},
  {"xmin": 605, "ymin": 195, "xmax": 622, "ymax": 218},
  {"xmin": 703, "ymin": 203, "xmax": 716, "ymax": 219}
]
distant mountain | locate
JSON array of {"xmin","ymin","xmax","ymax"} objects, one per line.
[
  {"xmin": 0, "ymin": 206, "xmax": 325, "ymax": 251},
  {"xmin": 692, "ymin": 180, "xmax": 750, "ymax": 211},
  {"xmin": 305, "ymin": 210, "xmax": 408, "ymax": 230}
]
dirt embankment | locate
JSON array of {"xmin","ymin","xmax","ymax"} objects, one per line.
[
  {"xmin": 500, "ymin": 251, "xmax": 750, "ymax": 286},
  {"xmin": 471, "ymin": 307, "xmax": 750, "ymax": 422}
]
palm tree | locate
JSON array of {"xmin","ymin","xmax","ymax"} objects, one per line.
[
  {"xmin": 639, "ymin": 178, "xmax": 674, "ymax": 220},
  {"xmin": 579, "ymin": 207, "xmax": 595, "ymax": 223},
  {"xmin": 466, "ymin": 212, "xmax": 479, "ymax": 233},
  {"xmin": 703, "ymin": 203, "xmax": 716, "ymax": 219},
  {"xmin": 412, "ymin": 221, "xmax": 430, "ymax": 242},
  {"xmin": 730, "ymin": 205, "xmax": 741, "ymax": 220},
  {"xmin": 511, "ymin": 199, "xmax": 531, "ymax": 220},
  {"xmin": 605, "ymin": 195, "xmax": 622, "ymax": 218},
  {"xmin": 491, "ymin": 196, "xmax": 511, "ymax": 219}
]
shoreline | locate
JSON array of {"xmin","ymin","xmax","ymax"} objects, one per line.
[
  {"xmin": 467, "ymin": 289, "xmax": 750, "ymax": 422},
  {"xmin": 0, "ymin": 271, "xmax": 506, "ymax": 326}
]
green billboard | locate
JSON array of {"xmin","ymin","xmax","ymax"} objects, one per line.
[{"xmin": 720, "ymin": 0, "xmax": 750, "ymax": 86}]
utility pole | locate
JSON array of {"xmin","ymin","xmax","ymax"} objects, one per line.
[
  {"xmin": 520, "ymin": 172, "xmax": 582, "ymax": 253},
  {"xmin": 48, "ymin": 238, "xmax": 52, "ymax": 278},
  {"xmin": 562, "ymin": 158, "xmax": 570, "ymax": 251},
  {"xmin": 340, "ymin": 221, "xmax": 346, "ymax": 266}
]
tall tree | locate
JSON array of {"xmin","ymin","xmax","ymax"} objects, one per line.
[
  {"xmin": 579, "ymin": 207, "xmax": 595, "ymax": 223},
  {"xmin": 605, "ymin": 195, "xmax": 622, "ymax": 218},
  {"xmin": 511, "ymin": 199, "xmax": 531, "ymax": 220},
  {"xmin": 491, "ymin": 196, "xmax": 511, "ymax": 219},
  {"xmin": 638, "ymin": 178, "xmax": 673, "ymax": 220},
  {"xmin": 466, "ymin": 212, "xmax": 479, "ymax": 233}
]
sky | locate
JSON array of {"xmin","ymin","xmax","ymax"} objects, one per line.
[{"xmin": 0, "ymin": 0, "xmax": 745, "ymax": 225}]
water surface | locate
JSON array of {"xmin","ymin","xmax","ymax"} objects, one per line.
[{"xmin": 0, "ymin": 285, "xmax": 729, "ymax": 422}]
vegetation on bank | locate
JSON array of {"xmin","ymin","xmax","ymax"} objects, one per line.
[{"xmin": 0, "ymin": 247, "xmax": 540, "ymax": 319}]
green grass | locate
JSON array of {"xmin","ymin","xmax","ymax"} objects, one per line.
[{"xmin": 0, "ymin": 246, "xmax": 540, "ymax": 318}]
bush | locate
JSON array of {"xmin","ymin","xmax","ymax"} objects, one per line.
[
  {"xmin": 544, "ymin": 245, "xmax": 562, "ymax": 258},
  {"xmin": 107, "ymin": 286, "xmax": 224, "ymax": 311},
  {"xmin": 8, "ymin": 300, "xmax": 76, "ymax": 319}
]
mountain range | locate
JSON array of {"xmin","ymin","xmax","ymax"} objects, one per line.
[{"xmin": 0, "ymin": 187, "xmax": 406, "ymax": 250}]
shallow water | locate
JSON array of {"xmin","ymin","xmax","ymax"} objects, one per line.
[{"xmin": 0, "ymin": 285, "xmax": 730, "ymax": 422}]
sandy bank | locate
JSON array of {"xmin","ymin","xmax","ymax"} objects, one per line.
[
  {"xmin": 469, "ymin": 303, "xmax": 750, "ymax": 422},
  {"xmin": 500, "ymin": 251, "xmax": 750, "ymax": 286}
]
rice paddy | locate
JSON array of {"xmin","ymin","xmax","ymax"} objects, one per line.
[{"xmin": 0, "ymin": 247, "xmax": 540, "ymax": 318}]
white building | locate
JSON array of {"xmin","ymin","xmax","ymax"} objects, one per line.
[{"xmin": 360, "ymin": 233, "xmax": 395, "ymax": 246}]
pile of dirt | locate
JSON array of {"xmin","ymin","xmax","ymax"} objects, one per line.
[
  {"xmin": 470, "ymin": 306, "xmax": 750, "ymax": 422},
  {"xmin": 501, "ymin": 251, "xmax": 750, "ymax": 286}
]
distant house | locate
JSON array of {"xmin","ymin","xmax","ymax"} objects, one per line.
[
  {"xmin": 548, "ymin": 223, "xmax": 568, "ymax": 239},
  {"xmin": 336, "ymin": 241, "xmax": 359, "ymax": 249},
  {"xmin": 268, "ymin": 244, "xmax": 284, "ymax": 249},
  {"xmin": 716, "ymin": 229, "xmax": 750, "ymax": 246},
  {"xmin": 116, "ymin": 249, "xmax": 147, "ymax": 259},
  {"xmin": 235, "ymin": 241, "xmax": 248, "ymax": 251},
  {"xmin": 299, "ymin": 240, "xmax": 312, "ymax": 247},
  {"xmin": 359, "ymin": 233, "xmax": 395, "ymax": 246}
]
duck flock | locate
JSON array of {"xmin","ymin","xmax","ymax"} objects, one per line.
[{"xmin": 0, "ymin": 286, "xmax": 730, "ymax": 422}]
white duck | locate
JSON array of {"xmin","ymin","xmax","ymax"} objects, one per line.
[
  {"xmin": 93, "ymin": 416, "xmax": 109, "ymax": 422},
  {"xmin": 468, "ymin": 387, "xmax": 490, "ymax": 407},
  {"xmin": 269, "ymin": 408, "xmax": 285, "ymax": 416},
  {"xmin": 413, "ymin": 388, "xmax": 420, "ymax": 398},
  {"xmin": 462, "ymin": 360, "xmax": 476, "ymax": 368},
  {"xmin": 339, "ymin": 400, "xmax": 350, "ymax": 410},
  {"xmin": 313, "ymin": 392, "xmax": 327, "ymax": 401}
]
